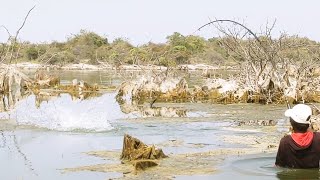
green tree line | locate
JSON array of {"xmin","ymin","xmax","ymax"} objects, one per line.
[{"xmin": 1, "ymin": 30, "xmax": 319, "ymax": 67}]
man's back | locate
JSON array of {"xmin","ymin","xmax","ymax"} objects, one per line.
[{"xmin": 276, "ymin": 132, "xmax": 320, "ymax": 168}]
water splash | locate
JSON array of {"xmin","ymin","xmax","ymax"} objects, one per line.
[{"xmin": 2, "ymin": 93, "xmax": 123, "ymax": 132}]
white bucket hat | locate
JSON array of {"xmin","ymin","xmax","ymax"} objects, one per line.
[{"xmin": 285, "ymin": 104, "xmax": 312, "ymax": 124}]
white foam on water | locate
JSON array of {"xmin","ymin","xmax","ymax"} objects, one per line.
[{"xmin": 3, "ymin": 93, "xmax": 124, "ymax": 132}]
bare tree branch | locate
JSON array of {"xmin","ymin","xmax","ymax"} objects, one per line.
[
  {"xmin": 9, "ymin": 5, "xmax": 36, "ymax": 63},
  {"xmin": 0, "ymin": 25, "xmax": 11, "ymax": 37},
  {"xmin": 13, "ymin": 5, "xmax": 36, "ymax": 44},
  {"xmin": 198, "ymin": 19, "xmax": 262, "ymax": 45}
]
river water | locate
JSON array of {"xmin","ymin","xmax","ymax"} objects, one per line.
[{"xmin": 0, "ymin": 70, "xmax": 317, "ymax": 180}]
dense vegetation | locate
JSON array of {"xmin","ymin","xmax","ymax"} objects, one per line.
[{"xmin": 0, "ymin": 29, "xmax": 319, "ymax": 67}]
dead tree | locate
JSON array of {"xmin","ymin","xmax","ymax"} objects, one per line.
[
  {"xmin": 0, "ymin": 6, "xmax": 36, "ymax": 110},
  {"xmin": 198, "ymin": 19, "xmax": 320, "ymax": 103},
  {"xmin": 0, "ymin": 5, "xmax": 35, "ymax": 64}
]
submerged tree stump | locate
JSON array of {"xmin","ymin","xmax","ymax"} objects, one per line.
[
  {"xmin": 120, "ymin": 134, "xmax": 167, "ymax": 171},
  {"xmin": 121, "ymin": 134, "xmax": 167, "ymax": 161},
  {"xmin": 133, "ymin": 160, "xmax": 159, "ymax": 171}
]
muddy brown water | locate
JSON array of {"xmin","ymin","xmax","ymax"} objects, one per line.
[{"xmin": 0, "ymin": 70, "xmax": 317, "ymax": 179}]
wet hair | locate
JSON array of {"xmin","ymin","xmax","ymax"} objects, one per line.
[{"xmin": 290, "ymin": 117, "xmax": 310, "ymax": 133}]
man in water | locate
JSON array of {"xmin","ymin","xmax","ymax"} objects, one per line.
[{"xmin": 275, "ymin": 104, "xmax": 320, "ymax": 168}]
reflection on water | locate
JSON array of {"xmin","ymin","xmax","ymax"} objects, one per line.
[
  {"xmin": 0, "ymin": 70, "xmax": 295, "ymax": 179},
  {"xmin": 0, "ymin": 131, "xmax": 38, "ymax": 179},
  {"xmin": 0, "ymin": 99, "xmax": 288, "ymax": 180},
  {"xmin": 0, "ymin": 131, "xmax": 5, "ymax": 148},
  {"xmin": 0, "ymin": 92, "xmax": 198, "ymax": 131},
  {"xmin": 21, "ymin": 69, "xmax": 209, "ymax": 87},
  {"xmin": 176, "ymin": 155, "xmax": 320, "ymax": 180},
  {"xmin": 211, "ymin": 155, "xmax": 320, "ymax": 180},
  {"xmin": 0, "ymin": 88, "xmax": 30, "ymax": 112},
  {"xmin": 118, "ymin": 99, "xmax": 188, "ymax": 118},
  {"xmin": 0, "ymin": 90, "xmax": 288, "ymax": 133},
  {"xmin": 230, "ymin": 156, "xmax": 279, "ymax": 177},
  {"xmin": 277, "ymin": 168, "xmax": 320, "ymax": 179},
  {"xmin": 0, "ymin": 130, "xmax": 121, "ymax": 180}
]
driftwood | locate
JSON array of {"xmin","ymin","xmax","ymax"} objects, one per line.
[{"xmin": 120, "ymin": 134, "xmax": 167, "ymax": 171}]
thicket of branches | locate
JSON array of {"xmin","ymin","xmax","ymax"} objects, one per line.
[{"xmin": 197, "ymin": 20, "xmax": 320, "ymax": 103}]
